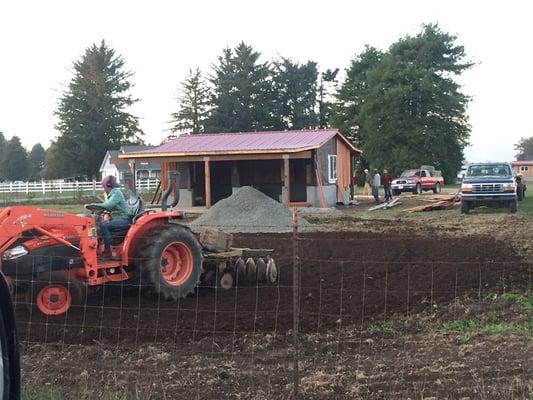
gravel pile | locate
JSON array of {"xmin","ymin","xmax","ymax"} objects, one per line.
[{"xmin": 189, "ymin": 186, "xmax": 310, "ymax": 233}]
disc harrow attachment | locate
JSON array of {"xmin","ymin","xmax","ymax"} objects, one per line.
[{"xmin": 202, "ymin": 248, "xmax": 277, "ymax": 290}]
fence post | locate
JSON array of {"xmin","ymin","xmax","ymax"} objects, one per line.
[
  {"xmin": 291, "ymin": 207, "xmax": 300, "ymax": 399},
  {"xmin": 9, "ymin": 182, "xmax": 12, "ymax": 192},
  {"xmin": 59, "ymin": 182, "xmax": 62, "ymax": 194},
  {"xmin": 25, "ymin": 182, "xmax": 29, "ymax": 195},
  {"xmin": 92, "ymin": 180, "xmax": 96, "ymax": 197},
  {"xmin": 42, "ymin": 181, "xmax": 45, "ymax": 194}
]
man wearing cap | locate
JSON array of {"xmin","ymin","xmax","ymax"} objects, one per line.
[{"xmin": 363, "ymin": 169, "xmax": 372, "ymax": 196}]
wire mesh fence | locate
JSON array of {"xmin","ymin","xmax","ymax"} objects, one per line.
[{"xmin": 3, "ymin": 209, "xmax": 532, "ymax": 399}]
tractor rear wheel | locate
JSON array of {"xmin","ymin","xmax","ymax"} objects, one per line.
[
  {"xmin": 140, "ymin": 225, "xmax": 203, "ymax": 300},
  {"xmin": 26, "ymin": 271, "xmax": 85, "ymax": 316}
]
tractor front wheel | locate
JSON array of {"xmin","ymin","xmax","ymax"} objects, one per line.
[
  {"xmin": 140, "ymin": 225, "xmax": 203, "ymax": 300},
  {"xmin": 26, "ymin": 271, "xmax": 85, "ymax": 316}
]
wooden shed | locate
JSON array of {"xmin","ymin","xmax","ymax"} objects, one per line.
[{"xmin": 119, "ymin": 129, "xmax": 361, "ymax": 208}]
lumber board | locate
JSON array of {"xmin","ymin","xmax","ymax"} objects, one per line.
[{"xmin": 204, "ymin": 247, "xmax": 274, "ymax": 260}]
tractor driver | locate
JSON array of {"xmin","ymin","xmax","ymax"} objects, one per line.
[{"xmin": 94, "ymin": 175, "xmax": 132, "ymax": 258}]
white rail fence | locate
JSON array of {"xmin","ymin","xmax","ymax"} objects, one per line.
[{"xmin": 0, "ymin": 179, "xmax": 160, "ymax": 195}]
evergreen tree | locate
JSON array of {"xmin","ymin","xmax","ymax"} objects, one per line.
[
  {"xmin": 333, "ymin": 25, "xmax": 472, "ymax": 182},
  {"xmin": 28, "ymin": 143, "xmax": 46, "ymax": 181},
  {"xmin": 1, "ymin": 136, "xmax": 29, "ymax": 181},
  {"xmin": 318, "ymin": 68, "xmax": 339, "ymax": 128},
  {"xmin": 170, "ymin": 67, "xmax": 210, "ymax": 133},
  {"xmin": 271, "ymin": 58, "xmax": 319, "ymax": 130},
  {"xmin": 514, "ymin": 137, "xmax": 533, "ymax": 160},
  {"xmin": 42, "ymin": 141, "xmax": 64, "ymax": 179},
  {"xmin": 0, "ymin": 132, "xmax": 6, "ymax": 181},
  {"xmin": 206, "ymin": 42, "xmax": 274, "ymax": 132},
  {"xmin": 331, "ymin": 46, "xmax": 383, "ymax": 143},
  {"xmin": 54, "ymin": 40, "xmax": 142, "ymax": 179}
]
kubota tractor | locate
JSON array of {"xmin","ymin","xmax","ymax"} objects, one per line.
[
  {"xmin": 0, "ymin": 172, "xmax": 205, "ymax": 316},
  {"xmin": 0, "ymin": 172, "xmax": 277, "ymax": 317}
]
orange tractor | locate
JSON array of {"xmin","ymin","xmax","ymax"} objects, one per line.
[{"xmin": 0, "ymin": 173, "xmax": 276, "ymax": 316}]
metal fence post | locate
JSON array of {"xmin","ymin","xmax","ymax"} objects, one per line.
[{"xmin": 291, "ymin": 207, "xmax": 300, "ymax": 399}]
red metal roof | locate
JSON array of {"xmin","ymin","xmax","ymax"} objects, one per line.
[
  {"xmin": 512, "ymin": 160, "xmax": 533, "ymax": 166},
  {"xmin": 124, "ymin": 129, "xmax": 360, "ymax": 157}
]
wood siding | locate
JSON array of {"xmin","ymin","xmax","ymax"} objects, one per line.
[{"xmin": 336, "ymin": 140, "xmax": 352, "ymax": 202}]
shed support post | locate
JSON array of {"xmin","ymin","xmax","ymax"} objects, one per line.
[
  {"xmin": 231, "ymin": 161, "xmax": 240, "ymax": 193},
  {"xmin": 204, "ymin": 157, "xmax": 211, "ymax": 208},
  {"xmin": 129, "ymin": 160, "xmax": 137, "ymax": 193},
  {"xmin": 282, "ymin": 154, "xmax": 290, "ymax": 205}
]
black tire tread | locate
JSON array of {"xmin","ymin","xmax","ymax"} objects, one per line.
[{"xmin": 139, "ymin": 224, "xmax": 203, "ymax": 300}]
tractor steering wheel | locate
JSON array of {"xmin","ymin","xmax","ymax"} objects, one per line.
[{"xmin": 85, "ymin": 204, "xmax": 112, "ymax": 222}]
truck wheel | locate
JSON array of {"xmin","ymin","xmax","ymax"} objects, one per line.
[
  {"xmin": 26, "ymin": 271, "xmax": 85, "ymax": 316},
  {"xmin": 509, "ymin": 200, "xmax": 518, "ymax": 214},
  {"xmin": 461, "ymin": 201, "xmax": 470, "ymax": 214},
  {"xmin": 433, "ymin": 183, "xmax": 441, "ymax": 194},
  {"xmin": 392, "ymin": 190, "xmax": 401, "ymax": 196},
  {"xmin": 139, "ymin": 225, "xmax": 203, "ymax": 300},
  {"xmin": 413, "ymin": 183, "xmax": 422, "ymax": 195}
]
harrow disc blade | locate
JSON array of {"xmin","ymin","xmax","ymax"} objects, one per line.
[
  {"xmin": 266, "ymin": 258, "xmax": 278, "ymax": 284},
  {"xmin": 234, "ymin": 257, "xmax": 247, "ymax": 285},
  {"xmin": 256, "ymin": 258, "xmax": 267, "ymax": 283},
  {"xmin": 245, "ymin": 258, "xmax": 257, "ymax": 285}
]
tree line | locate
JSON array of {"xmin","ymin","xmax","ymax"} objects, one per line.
[
  {"xmin": 4, "ymin": 23, "xmax": 495, "ymax": 183},
  {"xmin": 0, "ymin": 133, "xmax": 45, "ymax": 182}
]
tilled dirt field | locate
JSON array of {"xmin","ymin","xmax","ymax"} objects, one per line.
[
  {"xmin": 17, "ymin": 226, "xmax": 532, "ymax": 399},
  {"xmin": 14, "ymin": 230, "xmax": 528, "ymax": 346},
  {"xmin": 21, "ymin": 332, "xmax": 532, "ymax": 399}
]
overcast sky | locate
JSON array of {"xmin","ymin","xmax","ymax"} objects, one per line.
[{"xmin": 1, "ymin": 0, "xmax": 531, "ymax": 163}]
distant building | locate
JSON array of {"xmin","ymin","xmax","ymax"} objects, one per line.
[
  {"xmin": 100, "ymin": 145, "xmax": 160, "ymax": 182},
  {"xmin": 511, "ymin": 160, "xmax": 533, "ymax": 181},
  {"xmin": 118, "ymin": 129, "xmax": 361, "ymax": 208}
]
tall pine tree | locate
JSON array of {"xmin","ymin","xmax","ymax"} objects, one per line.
[
  {"xmin": 333, "ymin": 25, "xmax": 472, "ymax": 182},
  {"xmin": 514, "ymin": 137, "xmax": 533, "ymax": 160},
  {"xmin": 54, "ymin": 40, "xmax": 142, "ymax": 179},
  {"xmin": 0, "ymin": 132, "xmax": 6, "ymax": 181},
  {"xmin": 28, "ymin": 143, "xmax": 46, "ymax": 181},
  {"xmin": 170, "ymin": 67, "xmax": 210, "ymax": 134},
  {"xmin": 317, "ymin": 68, "xmax": 339, "ymax": 128},
  {"xmin": 206, "ymin": 43, "xmax": 274, "ymax": 132},
  {"xmin": 331, "ymin": 46, "xmax": 383, "ymax": 143},
  {"xmin": 1, "ymin": 136, "xmax": 29, "ymax": 181},
  {"xmin": 271, "ymin": 58, "xmax": 319, "ymax": 130}
]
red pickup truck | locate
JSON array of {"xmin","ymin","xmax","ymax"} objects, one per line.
[{"xmin": 391, "ymin": 168, "xmax": 444, "ymax": 195}]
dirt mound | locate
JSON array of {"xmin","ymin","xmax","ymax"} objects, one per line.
[{"xmin": 189, "ymin": 186, "xmax": 310, "ymax": 232}]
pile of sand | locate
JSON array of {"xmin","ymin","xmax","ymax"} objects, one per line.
[{"xmin": 189, "ymin": 186, "xmax": 310, "ymax": 233}]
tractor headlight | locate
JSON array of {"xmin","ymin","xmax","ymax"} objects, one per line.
[
  {"xmin": 2, "ymin": 245, "xmax": 29, "ymax": 260},
  {"xmin": 461, "ymin": 183, "xmax": 473, "ymax": 192}
]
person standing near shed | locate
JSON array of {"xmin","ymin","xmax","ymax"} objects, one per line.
[
  {"xmin": 382, "ymin": 169, "xmax": 393, "ymax": 202},
  {"xmin": 372, "ymin": 169, "xmax": 381, "ymax": 203},
  {"xmin": 363, "ymin": 169, "xmax": 372, "ymax": 196}
]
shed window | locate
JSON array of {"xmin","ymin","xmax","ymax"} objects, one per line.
[
  {"xmin": 521, "ymin": 166, "xmax": 529, "ymax": 172},
  {"xmin": 328, "ymin": 155, "xmax": 337, "ymax": 183}
]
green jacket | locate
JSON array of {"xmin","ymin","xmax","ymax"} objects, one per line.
[{"xmin": 101, "ymin": 188, "xmax": 132, "ymax": 220}]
